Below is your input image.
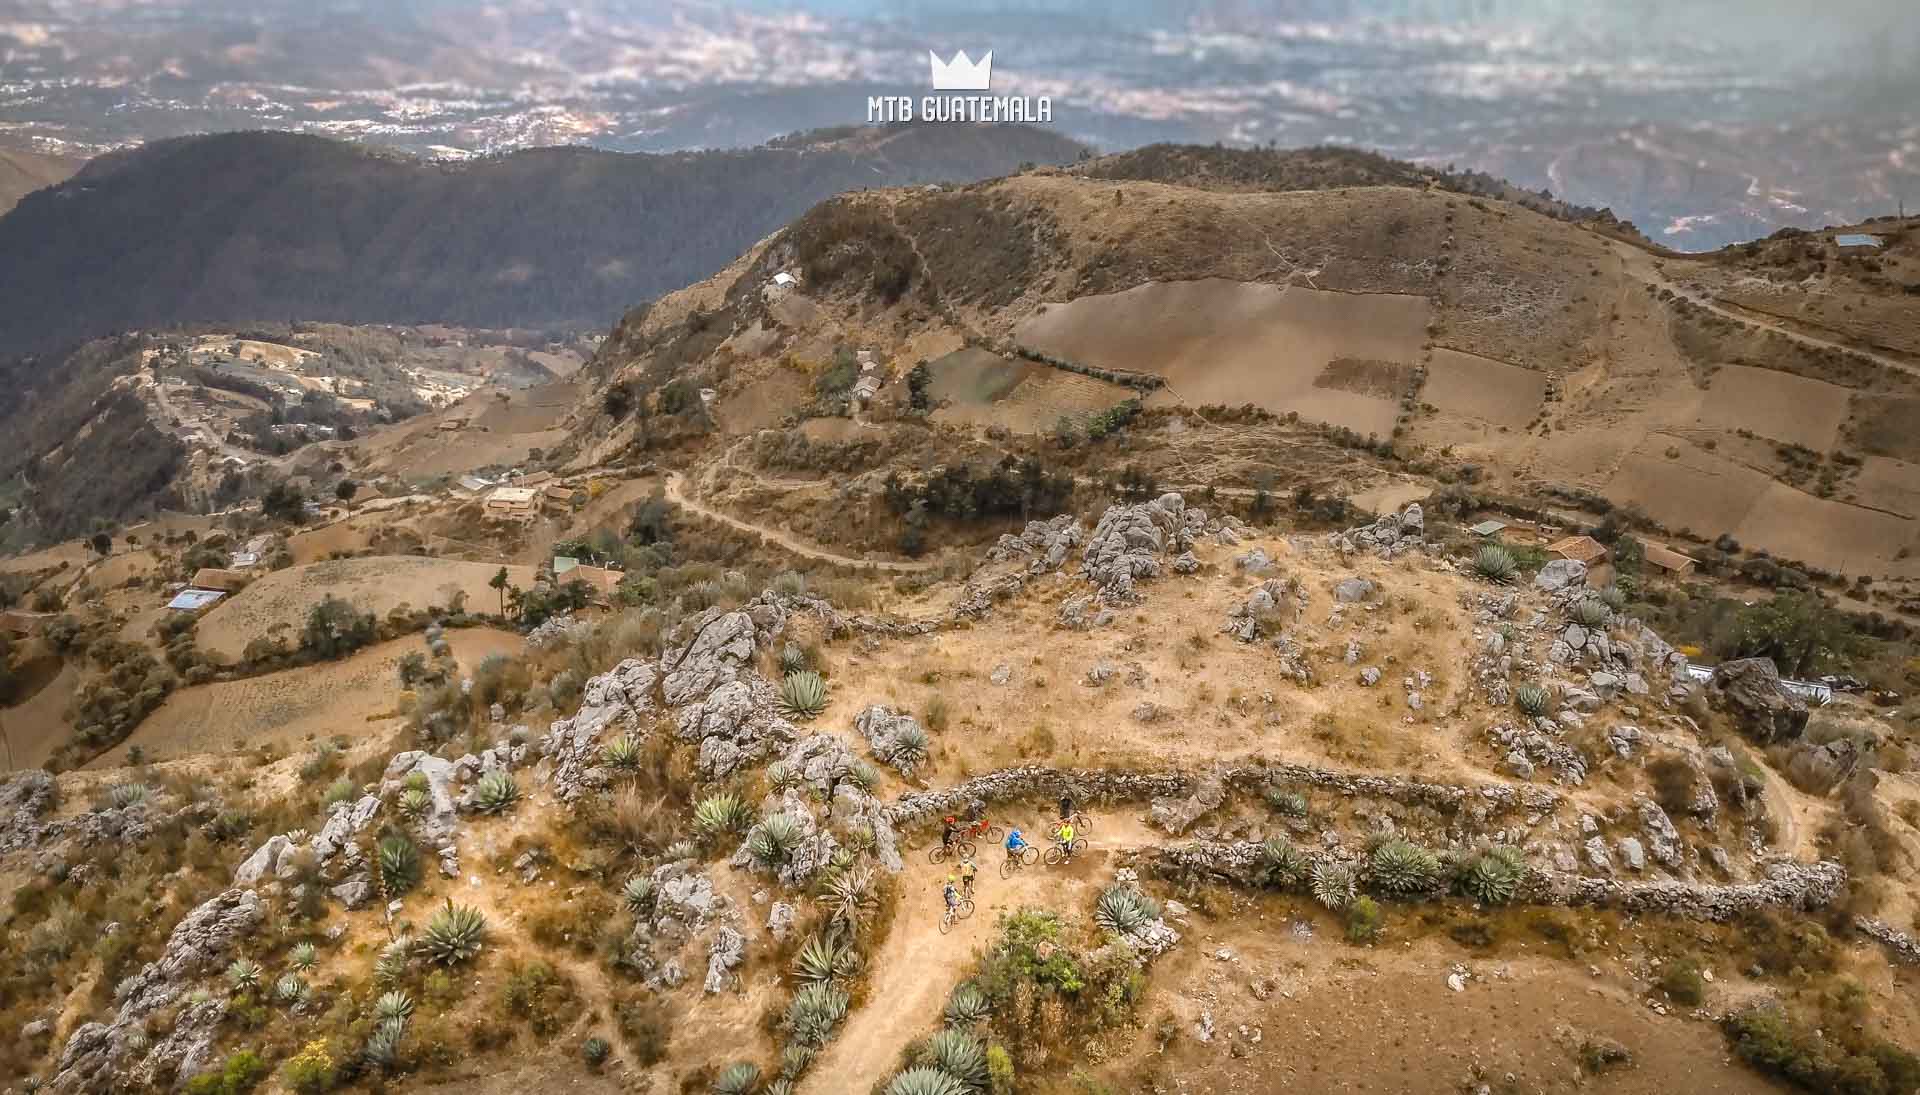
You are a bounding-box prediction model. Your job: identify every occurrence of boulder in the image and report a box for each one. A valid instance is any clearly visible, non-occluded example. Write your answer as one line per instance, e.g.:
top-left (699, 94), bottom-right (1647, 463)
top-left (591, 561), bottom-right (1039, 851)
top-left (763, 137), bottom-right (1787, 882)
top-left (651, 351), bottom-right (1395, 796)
top-left (662, 610), bottom-right (758, 706)
top-left (704, 926), bottom-right (745, 994)
top-left (853, 705), bottom-right (931, 775)
top-left (1708, 658), bottom-right (1808, 744)
top-left (1333, 577), bottom-right (1376, 604)
top-left (1082, 494), bottom-right (1191, 604)
top-left (233, 834), bottom-right (291, 886)
top-left (1534, 560), bottom-right (1588, 592)
top-left (1785, 738), bottom-right (1859, 795)
top-left (311, 795), bottom-right (381, 862)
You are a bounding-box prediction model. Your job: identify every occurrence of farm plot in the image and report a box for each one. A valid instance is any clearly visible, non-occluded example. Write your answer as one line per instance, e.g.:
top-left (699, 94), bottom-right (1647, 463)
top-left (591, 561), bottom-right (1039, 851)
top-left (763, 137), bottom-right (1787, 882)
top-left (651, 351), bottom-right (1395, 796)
top-left (924, 347), bottom-right (1134, 434)
top-left (1422, 348), bottom-right (1547, 428)
top-left (1692, 364), bottom-right (1851, 450)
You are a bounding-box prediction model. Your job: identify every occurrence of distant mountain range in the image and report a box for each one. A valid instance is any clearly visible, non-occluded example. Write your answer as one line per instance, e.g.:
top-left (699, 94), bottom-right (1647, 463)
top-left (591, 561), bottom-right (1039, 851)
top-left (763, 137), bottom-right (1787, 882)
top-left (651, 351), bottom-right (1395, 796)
top-left (0, 125), bottom-right (1085, 355)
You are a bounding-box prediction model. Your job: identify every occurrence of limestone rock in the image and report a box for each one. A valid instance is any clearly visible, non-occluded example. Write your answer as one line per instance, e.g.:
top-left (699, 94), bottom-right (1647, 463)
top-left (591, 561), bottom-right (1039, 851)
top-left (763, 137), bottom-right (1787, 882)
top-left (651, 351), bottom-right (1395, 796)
top-left (1082, 493), bottom-right (1191, 604)
top-left (853, 705), bottom-right (931, 775)
top-left (1534, 560), bottom-right (1588, 592)
top-left (311, 795), bottom-right (381, 862)
top-left (1333, 577), bottom-right (1376, 604)
top-left (1708, 658), bottom-right (1808, 744)
top-left (662, 610), bottom-right (758, 706)
top-left (704, 926), bottom-right (745, 994)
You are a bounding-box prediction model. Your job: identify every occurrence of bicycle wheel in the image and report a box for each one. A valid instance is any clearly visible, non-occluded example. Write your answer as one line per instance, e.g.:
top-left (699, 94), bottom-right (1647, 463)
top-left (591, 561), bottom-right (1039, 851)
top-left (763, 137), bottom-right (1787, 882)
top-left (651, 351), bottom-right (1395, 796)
top-left (959, 839), bottom-right (978, 859)
top-left (983, 823), bottom-right (1004, 841)
top-left (959, 899), bottom-right (976, 921)
top-left (999, 857), bottom-right (1019, 880)
top-left (939, 911), bottom-right (954, 936)
top-left (1069, 837), bottom-right (1087, 855)
top-left (1072, 811), bottom-right (1092, 832)
top-left (928, 845), bottom-right (949, 865)
top-left (1043, 845), bottom-right (1064, 866)
top-left (1020, 846), bottom-right (1039, 865)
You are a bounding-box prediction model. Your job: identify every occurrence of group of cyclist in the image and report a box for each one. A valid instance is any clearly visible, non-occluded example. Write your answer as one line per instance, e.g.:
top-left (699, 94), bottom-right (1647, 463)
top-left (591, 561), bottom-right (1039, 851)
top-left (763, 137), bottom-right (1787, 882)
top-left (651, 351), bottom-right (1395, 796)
top-left (940, 793), bottom-right (1083, 916)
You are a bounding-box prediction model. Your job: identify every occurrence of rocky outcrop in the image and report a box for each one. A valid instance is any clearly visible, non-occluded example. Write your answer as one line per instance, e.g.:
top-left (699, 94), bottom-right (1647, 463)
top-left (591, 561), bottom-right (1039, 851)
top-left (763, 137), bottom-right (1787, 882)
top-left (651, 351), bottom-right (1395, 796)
top-left (1150, 842), bottom-right (1844, 920)
top-left (704, 926), bottom-right (746, 994)
top-left (0, 768), bottom-right (56, 850)
top-left (1533, 559), bottom-right (1587, 592)
top-left (311, 794), bottom-right (380, 862)
top-left (676, 677), bottom-right (796, 778)
top-left (1709, 658), bottom-right (1808, 743)
top-left (1331, 503), bottom-right (1425, 559)
top-left (987, 514), bottom-right (1084, 573)
top-left (1082, 493), bottom-right (1195, 604)
top-left (853, 705), bottom-right (930, 776)
top-left (1223, 577), bottom-right (1304, 642)
top-left (662, 609), bottom-right (759, 706)
top-left (0, 770), bottom-right (161, 854)
top-left (1785, 738), bottom-right (1860, 794)
top-left (381, 751), bottom-right (461, 847)
top-left (47, 889), bottom-right (263, 1093)
top-left (539, 657), bottom-right (658, 801)
top-left (1857, 917), bottom-right (1920, 965)
top-left (1149, 773), bottom-right (1226, 836)
top-left (1489, 721), bottom-right (1588, 785)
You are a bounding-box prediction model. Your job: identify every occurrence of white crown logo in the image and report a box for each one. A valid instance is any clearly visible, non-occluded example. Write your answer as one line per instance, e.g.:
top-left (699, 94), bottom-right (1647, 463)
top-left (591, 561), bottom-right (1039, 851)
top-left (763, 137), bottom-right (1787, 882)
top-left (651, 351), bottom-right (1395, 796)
top-left (928, 49), bottom-right (992, 92)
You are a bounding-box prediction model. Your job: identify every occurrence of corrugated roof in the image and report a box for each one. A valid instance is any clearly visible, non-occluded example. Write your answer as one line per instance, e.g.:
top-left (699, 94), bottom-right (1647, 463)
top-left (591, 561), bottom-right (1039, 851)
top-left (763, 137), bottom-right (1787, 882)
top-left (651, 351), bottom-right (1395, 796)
top-left (1546, 535), bottom-right (1609, 563)
top-left (1470, 519), bottom-right (1508, 536)
top-left (1637, 538), bottom-right (1697, 572)
top-left (1835, 233), bottom-right (1883, 248)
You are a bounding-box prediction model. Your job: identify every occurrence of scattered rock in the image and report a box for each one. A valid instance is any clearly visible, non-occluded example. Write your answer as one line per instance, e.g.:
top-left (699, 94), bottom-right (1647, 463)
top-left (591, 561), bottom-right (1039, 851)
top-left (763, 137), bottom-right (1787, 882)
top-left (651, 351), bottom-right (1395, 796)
top-left (1534, 560), bottom-right (1588, 592)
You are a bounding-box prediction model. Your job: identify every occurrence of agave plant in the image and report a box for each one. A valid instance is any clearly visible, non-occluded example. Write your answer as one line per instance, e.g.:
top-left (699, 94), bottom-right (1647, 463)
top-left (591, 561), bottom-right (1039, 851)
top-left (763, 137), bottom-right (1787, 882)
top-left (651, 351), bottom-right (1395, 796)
top-left (1368, 840), bottom-right (1441, 895)
top-left (1514, 683), bottom-right (1552, 717)
top-left (791, 934), bottom-right (855, 986)
top-left (767, 762), bottom-right (800, 792)
top-left (1458, 846), bottom-right (1527, 906)
top-left (778, 671), bottom-right (829, 721)
top-left (469, 771), bottom-right (520, 815)
top-left (785, 983), bottom-right (851, 1049)
top-left (694, 793), bottom-right (751, 838)
top-left (684, 580), bottom-right (724, 611)
top-left (1572, 598), bottom-right (1611, 628)
top-left (919, 1030), bottom-right (987, 1090)
top-left (1094, 885), bottom-right (1161, 935)
top-left (373, 990), bottom-right (414, 1023)
top-left (362, 1016), bottom-right (407, 1070)
top-left (779, 642), bottom-right (808, 673)
top-left (603, 734), bottom-right (643, 771)
top-left (821, 866), bottom-right (877, 935)
top-left (747, 814), bottom-right (802, 868)
top-left (374, 940), bottom-right (412, 986)
top-left (888, 724), bottom-right (931, 769)
top-left (766, 1082), bottom-right (796, 1095)
top-left (273, 973), bottom-right (311, 1006)
top-left (421, 901), bottom-right (488, 965)
top-left (663, 839), bottom-right (699, 862)
top-left (779, 1044), bottom-right (815, 1080)
top-left (885, 1067), bottom-right (968, 1095)
top-left (226, 957), bottom-right (262, 991)
top-left (106, 782), bottom-right (150, 810)
top-left (377, 835), bottom-right (420, 895)
top-left (944, 983), bottom-right (990, 1027)
top-left (288, 942), bottom-right (318, 971)
top-left (1473, 544), bottom-right (1518, 583)
top-left (772, 571), bottom-right (808, 597)
top-left (398, 787), bottom-right (431, 817)
top-left (582, 1035), bottom-right (612, 1068)
top-left (622, 876), bottom-right (655, 915)
top-left (1256, 838), bottom-right (1308, 890)
top-left (1599, 585), bottom-right (1627, 611)
top-left (1309, 859), bottom-right (1359, 911)
top-left (713, 1061), bottom-right (762, 1095)
top-left (1264, 786), bottom-right (1309, 818)
top-left (841, 761), bottom-right (879, 794)
top-left (403, 770), bottom-right (430, 794)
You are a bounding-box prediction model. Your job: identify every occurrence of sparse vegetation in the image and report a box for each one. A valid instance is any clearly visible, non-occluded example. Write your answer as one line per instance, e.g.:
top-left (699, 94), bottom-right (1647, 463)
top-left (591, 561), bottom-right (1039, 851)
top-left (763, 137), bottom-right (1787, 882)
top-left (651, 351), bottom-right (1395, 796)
top-left (779, 670), bottom-right (829, 720)
top-left (1473, 544), bottom-right (1518, 583)
top-left (421, 901), bottom-right (489, 965)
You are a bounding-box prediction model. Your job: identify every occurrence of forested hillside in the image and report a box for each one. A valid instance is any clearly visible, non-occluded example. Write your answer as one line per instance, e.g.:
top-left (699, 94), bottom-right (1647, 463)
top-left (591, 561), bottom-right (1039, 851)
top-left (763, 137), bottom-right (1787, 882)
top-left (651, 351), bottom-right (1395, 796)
top-left (0, 125), bottom-right (1084, 354)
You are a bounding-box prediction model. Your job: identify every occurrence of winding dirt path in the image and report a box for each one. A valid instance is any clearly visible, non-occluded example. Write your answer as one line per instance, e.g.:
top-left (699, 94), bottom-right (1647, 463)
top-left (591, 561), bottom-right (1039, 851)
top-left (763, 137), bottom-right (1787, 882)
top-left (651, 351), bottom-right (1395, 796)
top-left (802, 815), bottom-right (1163, 1094)
top-left (662, 471), bottom-right (934, 573)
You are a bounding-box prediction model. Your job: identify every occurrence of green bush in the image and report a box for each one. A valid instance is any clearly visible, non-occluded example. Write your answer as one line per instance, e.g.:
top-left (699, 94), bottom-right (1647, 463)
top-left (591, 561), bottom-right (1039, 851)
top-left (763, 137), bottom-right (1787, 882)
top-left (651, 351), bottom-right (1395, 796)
top-left (279, 1039), bottom-right (337, 1094)
top-left (1659, 957), bottom-right (1706, 1006)
top-left (792, 934), bottom-right (855, 986)
top-left (622, 876), bottom-right (655, 914)
top-left (582, 1035), bottom-right (611, 1069)
top-left (785, 981), bottom-right (851, 1048)
top-left (603, 734), bottom-right (642, 770)
top-left (986, 1043), bottom-right (1015, 1095)
top-left (1514, 683), bottom-right (1552, 717)
top-left (184, 1049), bottom-right (267, 1095)
top-left (1473, 544), bottom-right (1518, 582)
top-left (397, 787), bottom-right (430, 817)
top-left (747, 814), bottom-right (802, 867)
top-left (945, 982), bottom-right (990, 1027)
top-left (321, 778), bottom-right (357, 811)
top-left (1723, 1003), bottom-right (1920, 1095)
top-left (1264, 786), bottom-right (1309, 817)
top-left (1573, 598), bottom-right (1611, 628)
top-left (1345, 896), bottom-right (1384, 944)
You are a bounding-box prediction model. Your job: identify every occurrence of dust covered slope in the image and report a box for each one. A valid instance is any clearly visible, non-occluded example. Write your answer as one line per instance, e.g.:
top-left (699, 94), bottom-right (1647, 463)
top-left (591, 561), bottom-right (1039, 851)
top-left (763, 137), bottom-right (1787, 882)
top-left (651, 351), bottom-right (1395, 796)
top-left (0, 147), bottom-right (81, 214)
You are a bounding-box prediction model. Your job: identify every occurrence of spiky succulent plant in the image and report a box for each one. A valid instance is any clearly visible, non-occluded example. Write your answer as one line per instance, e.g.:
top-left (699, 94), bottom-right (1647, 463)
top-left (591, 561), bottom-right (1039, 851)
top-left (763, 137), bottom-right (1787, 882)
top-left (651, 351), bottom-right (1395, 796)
top-left (1573, 597), bottom-right (1611, 628)
top-left (288, 942), bottom-right (318, 971)
top-left (884, 1067), bottom-right (968, 1095)
top-left (778, 671), bottom-right (828, 720)
top-left (621, 876), bottom-right (655, 915)
top-left (1368, 840), bottom-right (1441, 895)
top-left (582, 1035), bottom-right (612, 1068)
top-left (713, 1061), bottom-right (762, 1094)
top-left (374, 940), bottom-right (412, 985)
top-left (274, 973), bottom-right (311, 1006)
top-left (694, 793), bottom-right (751, 838)
top-left (888, 723), bottom-right (931, 769)
top-left (842, 760), bottom-right (879, 793)
top-left (779, 1043), bottom-right (815, 1080)
top-left (821, 866), bottom-right (877, 935)
top-left (919, 1029), bottom-right (988, 1089)
top-left (779, 642), bottom-right (808, 673)
top-left (603, 734), bottom-right (642, 770)
top-left (420, 901), bottom-right (488, 965)
top-left (398, 787), bottom-right (431, 817)
top-left (747, 814), bottom-right (802, 867)
top-left (1309, 859), bottom-right (1359, 911)
top-left (1514, 683), bottom-right (1552, 717)
top-left (403, 770), bottom-right (430, 793)
top-left (373, 990), bottom-right (414, 1023)
top-left (944, 983), bottom-right (990, 1027)
top-left (1599, 585), bottom-right (1627, 611)
top-left (469, 770), bottom-right (520, 814)
top-left (1473, 544), bottom-right (1518, 583)
top-left (1458, 845), bottom-right (1527, 906)
top-left (1093, 885), bottom-right (1161, 935)
top-left (1264, 786), bottom-right (1309, 817)
top-left (791, 934), bottom-right (855, 986)
top-left (362, 1016), bottom-right (407, 1070)
top-left (1257, 837), bottom-right (1309, 890)
top-left (785, 982), bottom-right (851, 1048)
top-left (226, 957), bottom-right (262, 991)
top-left (377, 835), bottom-right (420, 895)
top-left (107, 782), bottom-right (150, 810)
top-left (767, 761), bottom-right (799, 791)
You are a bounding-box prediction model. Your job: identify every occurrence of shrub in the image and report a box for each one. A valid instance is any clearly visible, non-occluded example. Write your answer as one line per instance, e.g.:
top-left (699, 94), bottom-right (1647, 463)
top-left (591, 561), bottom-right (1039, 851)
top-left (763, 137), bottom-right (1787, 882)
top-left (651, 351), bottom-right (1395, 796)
top-left (779, 671), bottom-right (829, 720)
top-left (786, 981), bottom-right (851, 1047)
top-left (582, 1035), bottom-right (612, 1069)
top-left (1093, 885), bottom-right (1160, 935)
top-left (1659, 957), bottom-right (1706, 1006)
top-left (469, 771), bottom-right (520, 814)
top-left (945, 982), bottom-right (990, 1027)
top-left (714, 1061), bottom-right (763, 1094)
top-left (373, 990), bottom-right (414, 1023)
top-left (1309, 859), bottom-right (1358, 910)
top-left (694, 792), bottom-right (751, 839)
top-left (1257, 837), bottom-right (1308, 889)
top-left (1514, 683), bottom-right (1552, 717)
top-left (1474, 544), bottom-right (1518, 582)
top-left (1264, 786), bottom-right (1309, 817)
top-left (1721, 1003), bottom-right (1920, 1095)
top-left (1457, 846), bottom-right (1526, 905)
top-left (288, 942), bottom-right (318, 971)
top-left (986, 1044), bottom-right (1015, 1094)
top-left (748, 814), bottom-right (802, 867)
top-left (919, 1029), bottom-right (988, 1089)
top-left (885, 1067), bottom-right (968, 1095)
top-left (1368, 840), bottom-right (1441, 895)
top-left (604, 734), bottom-right (642, 770)
top-left (1599, 585), bottom-right (1628, 611)
top-left (322, 778), bottom-right (357, 810)
top-left (398, 787), bottom-right (431, 817)
top-left (1345, 896), bottom-right (1385, 943)
top-left (622, 876), bottom-right (655, 915)
top-left (377, 835), bottom-right (420, 895)
top-left (421, 901), bottom-right (489, 965)
top-left (184, 1048), bottom-right (268, 1095)
top-left (279, 1041), bottom-right (336, 1095)
top-left (106, 782), bottom-right (150, 810)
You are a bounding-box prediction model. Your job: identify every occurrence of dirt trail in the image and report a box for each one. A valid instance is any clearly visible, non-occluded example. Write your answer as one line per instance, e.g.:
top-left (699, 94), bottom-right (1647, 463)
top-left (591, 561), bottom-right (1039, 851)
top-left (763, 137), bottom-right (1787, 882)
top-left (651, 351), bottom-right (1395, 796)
top-left (803, 814), bottom-right (1163, 1094)
top-left (1611, 241), bottom-right (1920, 381)
top-left (663, 471), bottom-right (934, 573)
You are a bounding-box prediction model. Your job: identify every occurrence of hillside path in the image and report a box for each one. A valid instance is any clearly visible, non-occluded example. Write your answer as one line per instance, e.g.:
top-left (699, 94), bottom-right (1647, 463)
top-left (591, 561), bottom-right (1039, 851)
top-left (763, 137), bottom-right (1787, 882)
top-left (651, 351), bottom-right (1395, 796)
top-left (662, 471), bottom-right (934, 573)
top-left (1610, 241), bottom-right (1920, 381)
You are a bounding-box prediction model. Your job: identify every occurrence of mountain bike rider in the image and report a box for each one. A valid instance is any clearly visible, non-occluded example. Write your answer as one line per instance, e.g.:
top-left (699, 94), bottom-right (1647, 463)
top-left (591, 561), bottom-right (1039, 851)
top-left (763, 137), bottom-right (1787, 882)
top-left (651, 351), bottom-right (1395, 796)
top-left (1059, 793), bottom-right (1074, 823)
top-left (941, 815), bottom-right (960, 852)
top-left (959, 858), bottom-right (978, 898)
top-left (1054, 821), bottom-right (1076, 859)
top-left (942, 877), bottom-right (961, 913)
top-left (1004, 828), bottom-right (1028, 862)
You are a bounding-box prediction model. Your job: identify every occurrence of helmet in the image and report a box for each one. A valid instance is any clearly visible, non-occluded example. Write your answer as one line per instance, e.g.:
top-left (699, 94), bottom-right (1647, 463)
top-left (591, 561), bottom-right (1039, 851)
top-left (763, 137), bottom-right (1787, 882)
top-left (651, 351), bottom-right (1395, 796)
top-left (947, 875), bottom-right (957, 883)
top-left (962, 859), bottom-right (974, 868)
top-left (944, 815), bottom-right (956, 823)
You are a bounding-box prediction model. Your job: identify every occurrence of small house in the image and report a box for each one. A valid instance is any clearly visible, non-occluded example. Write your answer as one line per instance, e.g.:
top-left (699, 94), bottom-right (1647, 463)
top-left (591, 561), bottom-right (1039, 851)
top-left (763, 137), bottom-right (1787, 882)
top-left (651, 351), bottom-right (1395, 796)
top-left (190, 567), bottom-right (250, 593)
top-left (772, 272), bottom-right (796, 288)
top-left (483, 486), bottom-right (538, 521)
top-left (542, 484), bottom-right (577, 508)
top-left (1546, 535), bottom-right (1609, 566)
top-left (166, 589), bottom-right (226, 612)
top-left (1469, 519), bottom-right (1509, 537)
top-left (514, 470), bottom-right (555, 488)
top-left (1637, 538), bottom-right (1698, 576)
top-left (455, 475), bottom-right (492, 496)
top-left (1835, 233), bottom-right (1883, 254)
top-left (228, 551), bottom-right (261, 570)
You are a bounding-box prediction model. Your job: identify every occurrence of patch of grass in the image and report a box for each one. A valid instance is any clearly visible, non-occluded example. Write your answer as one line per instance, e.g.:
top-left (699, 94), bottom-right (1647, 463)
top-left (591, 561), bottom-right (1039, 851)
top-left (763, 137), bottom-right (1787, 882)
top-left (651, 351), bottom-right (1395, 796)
top-left (1658, 956), bottom-right (1705, 1006)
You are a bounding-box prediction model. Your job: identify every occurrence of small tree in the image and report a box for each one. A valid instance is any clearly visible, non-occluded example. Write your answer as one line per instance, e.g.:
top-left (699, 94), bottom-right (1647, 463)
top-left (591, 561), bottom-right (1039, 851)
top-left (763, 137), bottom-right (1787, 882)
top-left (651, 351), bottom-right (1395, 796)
top-left (907, 361), bottom-right (933, 412)
top-left (489, 566), bottom-right (509, 617)
top-left (90, 532), bottom-right (112, 555)
top-left (335, 479), bottom-right (358, 501)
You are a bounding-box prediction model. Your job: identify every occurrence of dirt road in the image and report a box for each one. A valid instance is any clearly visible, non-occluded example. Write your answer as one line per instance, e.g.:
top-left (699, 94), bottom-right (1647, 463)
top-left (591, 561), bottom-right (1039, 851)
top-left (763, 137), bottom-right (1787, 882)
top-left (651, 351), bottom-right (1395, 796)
top-left (662, 472), bottom-right (934, 573)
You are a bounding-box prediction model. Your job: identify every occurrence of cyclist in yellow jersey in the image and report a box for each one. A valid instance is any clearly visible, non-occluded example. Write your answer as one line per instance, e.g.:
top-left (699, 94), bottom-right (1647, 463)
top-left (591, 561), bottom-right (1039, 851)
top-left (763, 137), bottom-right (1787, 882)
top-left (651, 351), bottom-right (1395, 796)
top-left (1055, 821), bottom-right (1075, 857)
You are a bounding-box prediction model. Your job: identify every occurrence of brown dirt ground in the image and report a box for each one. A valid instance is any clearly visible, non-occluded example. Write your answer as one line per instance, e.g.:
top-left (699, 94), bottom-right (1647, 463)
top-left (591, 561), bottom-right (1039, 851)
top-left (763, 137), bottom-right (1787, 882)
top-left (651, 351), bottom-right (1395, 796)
top-left (3, 662), bottom-right (78, 771)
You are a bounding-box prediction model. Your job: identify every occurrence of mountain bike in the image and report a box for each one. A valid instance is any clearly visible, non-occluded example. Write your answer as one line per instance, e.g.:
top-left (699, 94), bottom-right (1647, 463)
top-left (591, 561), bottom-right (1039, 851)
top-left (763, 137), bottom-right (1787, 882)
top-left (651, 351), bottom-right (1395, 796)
top-left (929, 839), bottom-right (976, 865)
top-left (999, 844), bottom-right (1039, 879)
top-left (1057, 811), bottom-right (1091, 833)
top-left (939, 897), bottom-right (976, 935)
top-left (963, 817), bottom-right (1003, 843)
top-left (1043, 837), bottom-right (1088, 866)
